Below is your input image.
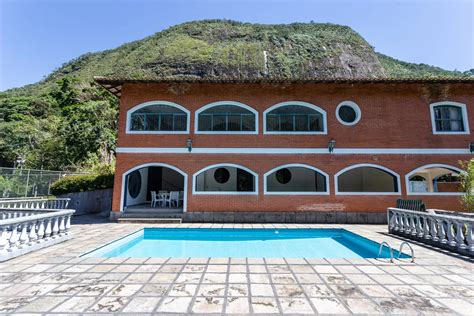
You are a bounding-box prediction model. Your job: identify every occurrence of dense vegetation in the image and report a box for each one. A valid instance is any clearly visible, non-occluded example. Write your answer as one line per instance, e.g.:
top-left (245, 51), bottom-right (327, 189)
top-left (50, 169), bottom-right (115, 195)
top-left (0, 77), bottom-right (118, 170)
top-left (1, 20), bottom-right (471, 171)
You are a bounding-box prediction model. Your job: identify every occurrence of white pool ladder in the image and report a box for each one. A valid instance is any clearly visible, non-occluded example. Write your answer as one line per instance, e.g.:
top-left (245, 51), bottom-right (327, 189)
top-left (377, 241), bottom-right (415, 263)
top-left (377, 241), bottom-right (394, 262)
top-left (398, 241), bottom-right (415, 262)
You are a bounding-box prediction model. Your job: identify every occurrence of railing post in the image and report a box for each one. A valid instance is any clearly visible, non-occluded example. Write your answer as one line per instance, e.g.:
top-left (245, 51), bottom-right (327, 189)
top-left (37, 219), bottom-right (45, 242)
top-left (455, 222), bottom-right (466, 249)
top-left (466, 224), bottom-right (474, 253)
top-left (438, 220), bottom-right (447, 244)
top-left (28, 220), bottom-right (38, 245)
top-left (8, 223), bottom-right (20, 251)
top-left (18, 223), bottom-right (29, 248)
top-left (0, 227), bottom-right (8, 254)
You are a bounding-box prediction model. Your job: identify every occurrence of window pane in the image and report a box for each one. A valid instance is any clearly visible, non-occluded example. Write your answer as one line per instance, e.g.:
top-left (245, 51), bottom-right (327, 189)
top-left (309, 114), bottom-right (323, 131)
top-left (267, 115), bottom-right (279, 131)
top-left (267, 167), bottom-right (326, 192)
top-left (242, 115), bottom-right (255, 131)
top-left (130, 104), bottom-right (187, 131)
top-left (131, 114), bottom-right (145, 130)
top-left (146, 114), bottom-right (159, 131)
top-left (195, 166), bottom-right (255, 192)
top-left (227, 115), bottom-right (241, 131)
top-left (294, 115), bottom-right (309, 131)
top-left (280, 115), bottom-right (293, 131)
top-left (266, 105), bottom-right (325, 132)
top-left (434, 105), bottom-right (464, 132)
top-left (212, 115), bottom-right (227, 131)
top-left (198, 115), bottom-right (212, 131)
top-left (338, 167), bottom-right (397, 192)
top-left (160, 114), bottom-right (173, 131)
top-left (174, 115), bottom-right (187, 131)
top-left (197, 104), bottom-right (256, 132)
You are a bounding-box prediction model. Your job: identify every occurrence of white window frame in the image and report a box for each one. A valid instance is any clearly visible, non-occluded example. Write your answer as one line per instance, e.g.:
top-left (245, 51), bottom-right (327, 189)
top-left (405, 163), bottom-right (464, 196)
top-left (334, 163), bottom-right (401, 195)
top-left (192, 163), bottom-right (258, 195)
top-left (263, 163), bottom-right (330, 195)
top-left (430, 101), bottom-right (470, 135)
top-left (126, 101), bottom-right (190, 134)
top-left (120, 162), bottom-right (188, 212)
top-left (263, 101), bottom-right (328, 135)
top-left (194, 101), bottom-right (258, 135)
top-left (335, 101), bottom-right (361, 126)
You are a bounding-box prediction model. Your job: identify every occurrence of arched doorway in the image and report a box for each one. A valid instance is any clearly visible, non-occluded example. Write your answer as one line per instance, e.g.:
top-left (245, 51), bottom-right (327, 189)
top-left (121, 163), bottom-right (187, 212)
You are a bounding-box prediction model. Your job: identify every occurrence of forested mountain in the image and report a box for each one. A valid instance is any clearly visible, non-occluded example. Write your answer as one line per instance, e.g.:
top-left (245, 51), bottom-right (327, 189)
top-left (1, 20), bottom-right (471, 170)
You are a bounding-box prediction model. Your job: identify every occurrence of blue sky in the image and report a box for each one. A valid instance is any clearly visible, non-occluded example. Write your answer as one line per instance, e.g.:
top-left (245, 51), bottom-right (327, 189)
top-left (1, 0), bottom-right (472, 91)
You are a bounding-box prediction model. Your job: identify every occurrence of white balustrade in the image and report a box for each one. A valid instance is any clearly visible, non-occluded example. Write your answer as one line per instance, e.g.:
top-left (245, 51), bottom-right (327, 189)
top-left (0, 198), bottom-right (70, 211)
top-left (0, 207), bottom-right (75, 262)
top-left (388, 207), bottom-right (474, 257)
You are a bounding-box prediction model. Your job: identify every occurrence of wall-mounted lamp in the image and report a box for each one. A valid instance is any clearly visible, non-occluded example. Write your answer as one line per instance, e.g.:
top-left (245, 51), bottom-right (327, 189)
top-left (186, 138), bottom-right (193, 153)
top-left (470, 141), bottom-right (474, 154)
top-left (328, 139), bottom-right (336, 153)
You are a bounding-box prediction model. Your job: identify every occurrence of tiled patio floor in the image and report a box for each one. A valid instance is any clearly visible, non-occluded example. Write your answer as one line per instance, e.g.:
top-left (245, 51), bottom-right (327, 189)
top-left (0, 217), bottom-right (473, 315)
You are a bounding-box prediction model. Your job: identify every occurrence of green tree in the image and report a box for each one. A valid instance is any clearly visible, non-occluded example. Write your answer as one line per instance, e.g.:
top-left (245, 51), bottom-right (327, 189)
top-left (459, 159), bottom-right (474, 212)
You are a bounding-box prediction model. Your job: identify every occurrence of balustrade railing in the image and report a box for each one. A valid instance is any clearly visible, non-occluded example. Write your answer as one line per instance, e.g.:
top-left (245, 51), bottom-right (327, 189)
top-left (0, 198), bottom-right (70, 210)
top-left (0, 198), bottom-right (75, 262)
top-left (388, 207), bottom-right (474, 257)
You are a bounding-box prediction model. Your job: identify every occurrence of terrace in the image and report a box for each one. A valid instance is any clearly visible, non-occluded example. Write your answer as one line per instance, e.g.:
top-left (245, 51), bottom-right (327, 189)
top-left (0, 216), bottom-right (472, 314)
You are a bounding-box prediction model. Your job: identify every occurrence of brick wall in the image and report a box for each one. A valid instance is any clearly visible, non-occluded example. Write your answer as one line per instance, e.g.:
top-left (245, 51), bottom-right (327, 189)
top-left (111, 82), bottom-right (473, 214)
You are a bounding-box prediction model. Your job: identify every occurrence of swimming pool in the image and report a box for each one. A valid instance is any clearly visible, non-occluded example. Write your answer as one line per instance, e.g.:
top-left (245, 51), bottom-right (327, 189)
top-left (85, 228), bottom-right (408, 259)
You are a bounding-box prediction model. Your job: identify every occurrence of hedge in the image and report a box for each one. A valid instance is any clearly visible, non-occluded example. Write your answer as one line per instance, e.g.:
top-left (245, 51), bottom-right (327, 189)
top-left (50, 172), bottom-right (114, 195)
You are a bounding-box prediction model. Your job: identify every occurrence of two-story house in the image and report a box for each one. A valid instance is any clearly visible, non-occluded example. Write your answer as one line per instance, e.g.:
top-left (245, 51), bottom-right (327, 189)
top-left (95, 77), bottom-right (473, 223)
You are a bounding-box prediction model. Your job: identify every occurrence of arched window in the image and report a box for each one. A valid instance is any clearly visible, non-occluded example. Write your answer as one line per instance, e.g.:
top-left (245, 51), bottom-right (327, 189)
top-left (193, 164), bottom-right (257, 194)
top-left (406, 164), bottom-right (463, 195)
top-left (336, 164), bottom-right (400, 195)
top-left (127, 101), bottom-right (189, 133)
top-left (196, 101), bottom-right (257, 133)
top-left (265, 164), bottom-right (329, 195)
top-left (264, 101), bottom-right (327, 134)
top-left (430, 102), bottom-right (469, 134)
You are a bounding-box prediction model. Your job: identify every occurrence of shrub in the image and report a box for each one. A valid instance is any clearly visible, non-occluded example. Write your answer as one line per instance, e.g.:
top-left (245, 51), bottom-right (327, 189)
top-left (50, 171), bottom-right (114, 195)
top-left (459, 159), bottom-right (474, 212)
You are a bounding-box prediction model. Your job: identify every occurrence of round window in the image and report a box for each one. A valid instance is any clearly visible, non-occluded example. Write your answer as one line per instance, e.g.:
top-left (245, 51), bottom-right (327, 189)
top-left (128, 170), bottom-right (141, 198)
top-left (336, 101), bottom-right (361, 125)
top-left (275, 168), bottom-right (292, 184)
top-left (214, 168), bottom-right (230, 184)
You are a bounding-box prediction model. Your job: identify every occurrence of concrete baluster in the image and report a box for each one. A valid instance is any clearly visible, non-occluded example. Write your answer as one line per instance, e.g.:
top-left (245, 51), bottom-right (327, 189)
top-left (28, 220), bottom-right (38, 245)
top-left (456, 222), bottom-right (467, 249)
top-left (18, 223), bottom-right (29, 249)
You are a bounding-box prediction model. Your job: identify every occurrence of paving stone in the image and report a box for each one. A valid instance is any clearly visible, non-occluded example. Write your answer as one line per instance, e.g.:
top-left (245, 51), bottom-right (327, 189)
top-left (0, 221), bottom-right (469, 315)
top-left (251, 296), bottom-right (279, 313)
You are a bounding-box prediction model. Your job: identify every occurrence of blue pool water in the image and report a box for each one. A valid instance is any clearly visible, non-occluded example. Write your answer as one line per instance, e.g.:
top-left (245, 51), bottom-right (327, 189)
top-left (85, 228), bottom-right (409, 259)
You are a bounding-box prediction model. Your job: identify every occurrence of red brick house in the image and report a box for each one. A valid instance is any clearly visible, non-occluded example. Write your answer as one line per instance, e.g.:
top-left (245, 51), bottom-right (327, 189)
top-left (95, 77), bottom-right (474, 223)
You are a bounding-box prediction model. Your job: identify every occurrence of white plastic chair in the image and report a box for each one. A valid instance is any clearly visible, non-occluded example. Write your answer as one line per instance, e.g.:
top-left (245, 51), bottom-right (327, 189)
top-left (150, 191), bottom-right (157, 207)
top-left (166, 191), bottom-right (180, 207)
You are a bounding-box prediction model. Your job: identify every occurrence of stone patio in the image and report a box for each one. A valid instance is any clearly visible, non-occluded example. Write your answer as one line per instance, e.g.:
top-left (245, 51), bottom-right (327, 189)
top-left (0, 216), bottom-right (473, 315)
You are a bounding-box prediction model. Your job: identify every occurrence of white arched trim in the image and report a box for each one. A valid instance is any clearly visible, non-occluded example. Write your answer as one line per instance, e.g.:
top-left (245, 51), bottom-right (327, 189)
top-left (405, 163), bottom-right (464, 196)
top-left (126, 100), bottom-right (190, 134)
top-left (194, 101), bottom-right (258, 134)
top-left (334, 163), bottom-right (401, 195)
top-left (263, 163), bottom-right (330, 195)
top-left (429, 101), bottom-right (470, 135)
top-left (336, 101), bottom-right (361, 126)
top-left (192, 163), bottom-right (258, 195)
top-left (263, 101), bottom-right (328, 135)
top-left (120, 163), bottom-right (188, 212)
